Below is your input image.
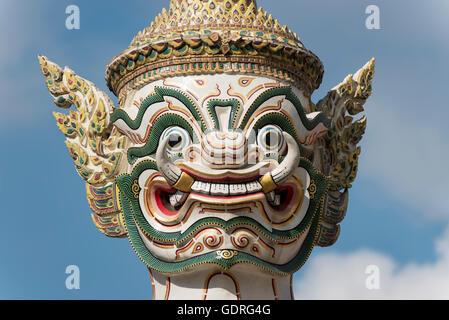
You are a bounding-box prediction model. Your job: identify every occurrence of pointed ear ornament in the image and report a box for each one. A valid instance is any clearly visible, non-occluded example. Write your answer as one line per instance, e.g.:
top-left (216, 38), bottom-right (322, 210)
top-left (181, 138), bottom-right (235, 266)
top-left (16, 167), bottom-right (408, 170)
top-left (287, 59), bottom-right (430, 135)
top-left (314, 58), bottom-right (375, 247)
top-left (38, 55), bottom-right (127, 237)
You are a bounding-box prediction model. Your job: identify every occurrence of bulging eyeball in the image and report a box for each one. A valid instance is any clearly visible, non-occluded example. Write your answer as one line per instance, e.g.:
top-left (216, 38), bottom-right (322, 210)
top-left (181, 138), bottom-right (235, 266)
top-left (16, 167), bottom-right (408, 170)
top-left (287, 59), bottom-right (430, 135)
top-left (160, 126), bottom-right (191, 155)
top-left (257, 125), bottom-right (285, 154)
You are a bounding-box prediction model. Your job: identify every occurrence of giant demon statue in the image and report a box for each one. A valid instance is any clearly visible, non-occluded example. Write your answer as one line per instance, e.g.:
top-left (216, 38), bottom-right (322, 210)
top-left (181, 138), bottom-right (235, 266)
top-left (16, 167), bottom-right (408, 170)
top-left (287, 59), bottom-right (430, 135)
top-left (39, 0), bottom-right (374, 300)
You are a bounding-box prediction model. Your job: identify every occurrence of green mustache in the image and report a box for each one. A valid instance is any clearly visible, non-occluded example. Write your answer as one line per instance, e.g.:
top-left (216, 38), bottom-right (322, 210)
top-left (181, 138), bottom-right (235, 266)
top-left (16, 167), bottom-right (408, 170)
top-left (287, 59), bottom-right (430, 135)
top-left (120, 189), bottom-right (321, 275)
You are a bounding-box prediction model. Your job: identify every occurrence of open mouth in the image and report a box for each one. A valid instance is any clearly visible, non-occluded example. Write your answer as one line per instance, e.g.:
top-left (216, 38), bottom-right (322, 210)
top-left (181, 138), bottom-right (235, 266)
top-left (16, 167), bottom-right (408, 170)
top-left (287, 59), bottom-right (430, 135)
top-left (156, 177), bottom-right (295, 214)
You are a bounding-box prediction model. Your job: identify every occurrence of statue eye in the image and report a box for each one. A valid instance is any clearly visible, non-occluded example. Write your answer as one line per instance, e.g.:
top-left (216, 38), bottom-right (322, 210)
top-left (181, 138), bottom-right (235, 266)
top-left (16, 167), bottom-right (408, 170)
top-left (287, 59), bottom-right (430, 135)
top-left (161, 127), bottom-right (191, 154)
top-left (257, 125), bottom-right (284, 153)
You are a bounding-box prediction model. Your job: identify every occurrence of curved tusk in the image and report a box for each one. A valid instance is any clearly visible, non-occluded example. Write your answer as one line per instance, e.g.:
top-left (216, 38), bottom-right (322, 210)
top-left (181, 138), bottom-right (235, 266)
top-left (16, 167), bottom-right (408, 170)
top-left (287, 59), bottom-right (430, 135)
top-left (259, 132), bottom-right (300, 193)
top-left (156, 136), bottom-right (195, 192)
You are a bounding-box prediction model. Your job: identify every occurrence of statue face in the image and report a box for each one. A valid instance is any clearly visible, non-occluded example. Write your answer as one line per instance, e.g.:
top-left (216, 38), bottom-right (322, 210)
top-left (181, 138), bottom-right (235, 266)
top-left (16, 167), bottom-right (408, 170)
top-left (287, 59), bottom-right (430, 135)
top-left (112, 74), bottom-right (330, 276)
top-left (39, 0), bottom-right (374, 299)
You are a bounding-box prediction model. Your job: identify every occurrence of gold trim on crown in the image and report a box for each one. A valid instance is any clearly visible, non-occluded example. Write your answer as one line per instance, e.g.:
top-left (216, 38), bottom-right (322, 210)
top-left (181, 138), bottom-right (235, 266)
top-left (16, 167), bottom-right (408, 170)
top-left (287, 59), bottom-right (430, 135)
top-left (105, 0), bottom-right (324, 103)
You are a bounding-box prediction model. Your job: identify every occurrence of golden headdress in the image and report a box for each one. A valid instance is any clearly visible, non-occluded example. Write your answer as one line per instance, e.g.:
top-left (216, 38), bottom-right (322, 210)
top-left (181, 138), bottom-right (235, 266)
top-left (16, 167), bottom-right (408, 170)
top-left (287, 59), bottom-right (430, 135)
top-left (105, 0), bottom-right (324, 103)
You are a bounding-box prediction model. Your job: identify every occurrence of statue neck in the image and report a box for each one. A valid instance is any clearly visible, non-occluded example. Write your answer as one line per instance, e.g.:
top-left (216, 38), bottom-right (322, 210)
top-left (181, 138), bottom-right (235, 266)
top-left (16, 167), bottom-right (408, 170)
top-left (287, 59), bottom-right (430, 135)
top-left (149, 265), bottom-right (294, 300)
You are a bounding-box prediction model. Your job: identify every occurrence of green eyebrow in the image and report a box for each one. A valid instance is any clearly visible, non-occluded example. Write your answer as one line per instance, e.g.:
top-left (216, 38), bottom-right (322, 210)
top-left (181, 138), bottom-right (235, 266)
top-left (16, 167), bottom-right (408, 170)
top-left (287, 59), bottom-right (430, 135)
top-left (111, 86), bottom-right (207, 132)
top-left (239, 86), bottom-right (330, 131)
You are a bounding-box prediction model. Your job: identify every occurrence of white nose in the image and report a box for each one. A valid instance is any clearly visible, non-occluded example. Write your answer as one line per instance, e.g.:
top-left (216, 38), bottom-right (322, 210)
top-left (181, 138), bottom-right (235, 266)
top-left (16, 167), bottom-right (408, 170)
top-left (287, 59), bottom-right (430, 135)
top-left (201, 130), bottom-right (248, 169)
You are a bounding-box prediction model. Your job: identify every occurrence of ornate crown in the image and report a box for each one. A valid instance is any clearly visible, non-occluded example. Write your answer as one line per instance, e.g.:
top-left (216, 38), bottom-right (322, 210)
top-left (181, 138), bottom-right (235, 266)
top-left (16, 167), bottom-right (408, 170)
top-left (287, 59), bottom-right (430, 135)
top-left (105, 0), bottom-right (324, 104)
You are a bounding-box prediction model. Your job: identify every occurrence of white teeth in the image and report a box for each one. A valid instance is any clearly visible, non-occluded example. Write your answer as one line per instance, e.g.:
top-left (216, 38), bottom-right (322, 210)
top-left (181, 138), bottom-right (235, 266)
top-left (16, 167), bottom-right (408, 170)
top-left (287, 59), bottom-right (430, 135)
top-left (210, 183), bottom-right (229, 196)
top-left (191, 181), bottom-right (201, 193)
top-left (191, 181), bottom-right (211, 194)
top-left (229, 183), bottom-right (247, 196)
top-left (266, 191), bottom-right (276, 203)
top-left (169, 191), bottom-right (187, 208)
top-left (266, 191), bottom-right (281, 207)
top-left (246, 181), bottom-right (263, 193)
top-left (190, 180), bottom-right (261, 196)
top-left (177, 178), bottom-right (283, 207)
top-left (171, 178), bottom-right (282, 207)
top-left (274, 194), bottom-right (281, 207)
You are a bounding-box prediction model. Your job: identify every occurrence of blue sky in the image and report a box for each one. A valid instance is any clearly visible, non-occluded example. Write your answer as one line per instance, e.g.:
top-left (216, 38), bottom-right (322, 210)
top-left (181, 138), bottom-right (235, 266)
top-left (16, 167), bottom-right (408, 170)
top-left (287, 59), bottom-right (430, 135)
top-left (0, 0), bottom-right (448, 299)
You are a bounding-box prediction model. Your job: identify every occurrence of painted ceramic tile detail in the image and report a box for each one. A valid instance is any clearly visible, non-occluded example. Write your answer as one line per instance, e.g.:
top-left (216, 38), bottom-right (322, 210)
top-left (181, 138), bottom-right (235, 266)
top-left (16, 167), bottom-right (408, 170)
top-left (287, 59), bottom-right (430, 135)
top-left (38, 0), bottom-right (374, 300)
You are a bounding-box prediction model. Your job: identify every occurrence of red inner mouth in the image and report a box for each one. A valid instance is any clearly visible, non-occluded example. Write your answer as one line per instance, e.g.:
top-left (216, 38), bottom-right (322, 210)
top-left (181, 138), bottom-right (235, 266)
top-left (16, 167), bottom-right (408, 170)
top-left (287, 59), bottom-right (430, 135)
top-left (154, 186), bottom-right (179, 217)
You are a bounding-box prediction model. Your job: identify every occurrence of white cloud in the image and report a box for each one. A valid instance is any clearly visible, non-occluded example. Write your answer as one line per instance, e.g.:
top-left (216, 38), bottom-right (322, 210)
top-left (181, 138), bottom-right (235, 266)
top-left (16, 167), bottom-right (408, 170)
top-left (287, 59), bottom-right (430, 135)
top-left (294, 225), bottom-right (449, 299)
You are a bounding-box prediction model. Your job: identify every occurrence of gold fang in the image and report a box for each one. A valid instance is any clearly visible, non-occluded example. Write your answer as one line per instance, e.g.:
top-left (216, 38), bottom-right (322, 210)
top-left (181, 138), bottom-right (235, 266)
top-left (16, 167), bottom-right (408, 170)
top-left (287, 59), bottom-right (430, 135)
top-left (173, 172), bottom-right (195, 193)
top-left (259, 173), bottom-right (278, 193)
